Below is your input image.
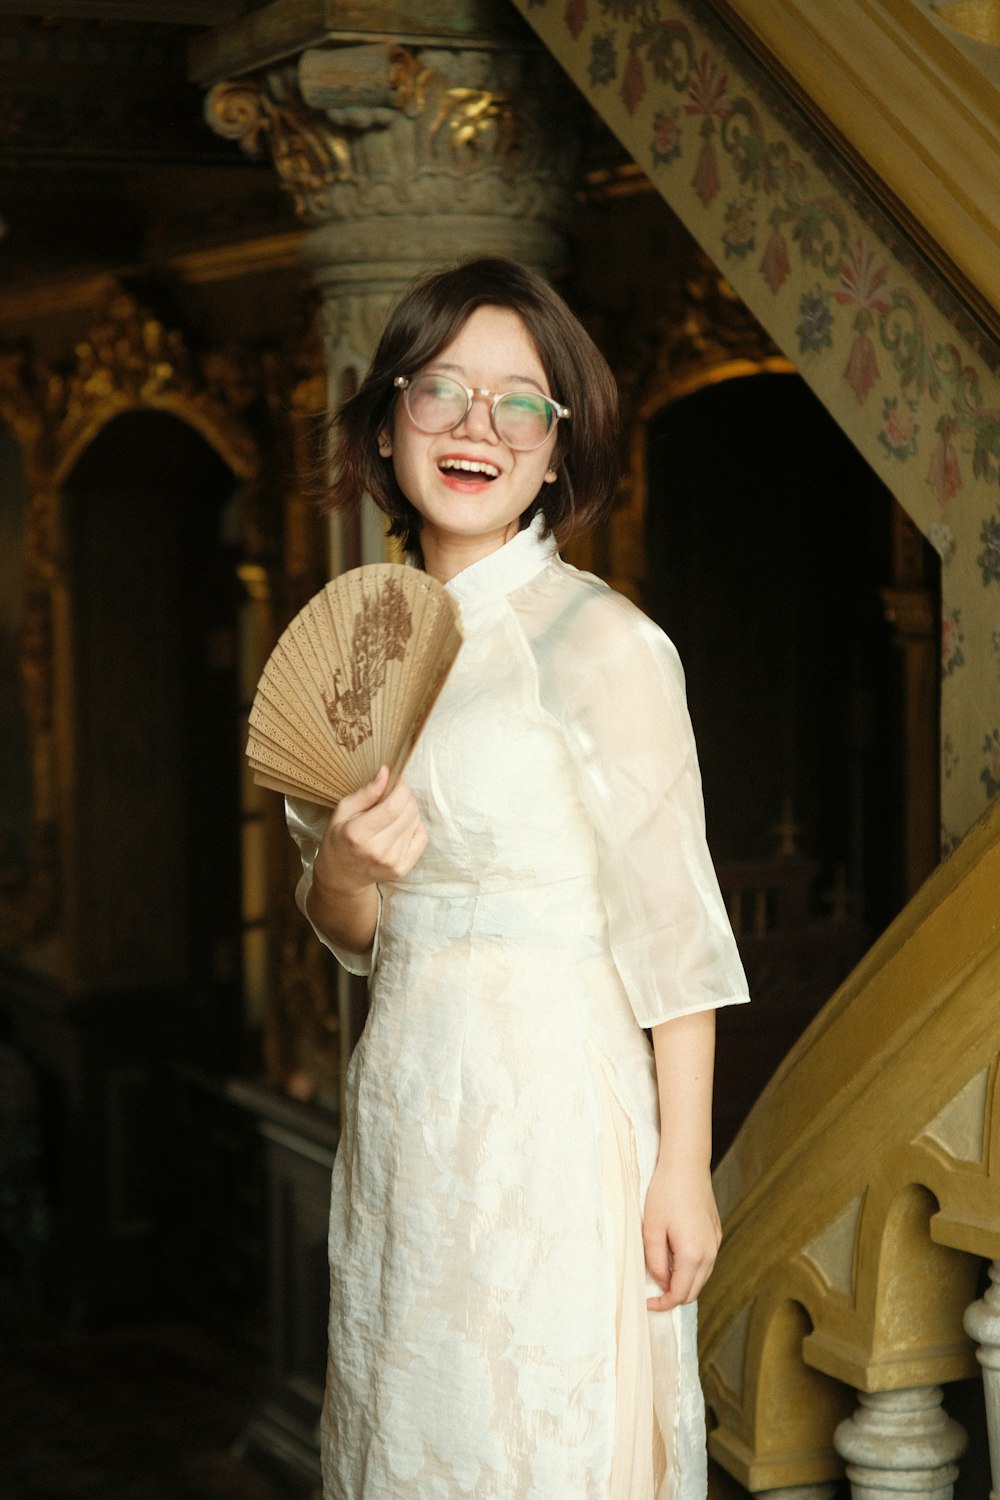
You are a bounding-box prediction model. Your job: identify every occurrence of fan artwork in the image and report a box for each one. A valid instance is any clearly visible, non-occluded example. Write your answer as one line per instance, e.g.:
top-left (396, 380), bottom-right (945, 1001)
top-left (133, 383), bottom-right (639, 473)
top-left (247, 564), bottom-right (463, 808)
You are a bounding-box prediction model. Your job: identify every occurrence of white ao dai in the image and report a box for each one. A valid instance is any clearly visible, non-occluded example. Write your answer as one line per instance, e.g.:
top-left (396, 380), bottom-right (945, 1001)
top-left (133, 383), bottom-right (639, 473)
top-left (287, 519), bottom-right (750, 1500)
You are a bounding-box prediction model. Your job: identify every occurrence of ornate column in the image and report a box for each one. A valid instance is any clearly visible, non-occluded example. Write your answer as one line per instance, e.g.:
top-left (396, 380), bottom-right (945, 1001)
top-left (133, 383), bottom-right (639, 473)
top-left (833, 1387), bottom-right (967, 1500)
top-left (204, 36), bottom-right (583, 1107)
top-left (964, 1261), bottom-right (1000, 1500)
top-left (205, 41), bottom-right (583, 572)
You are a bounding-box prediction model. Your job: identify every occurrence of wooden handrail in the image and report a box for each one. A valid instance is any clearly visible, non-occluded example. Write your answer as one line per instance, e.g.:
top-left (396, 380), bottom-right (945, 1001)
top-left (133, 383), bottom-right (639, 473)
top-left (702, 796), bottom-right (1000, 1491)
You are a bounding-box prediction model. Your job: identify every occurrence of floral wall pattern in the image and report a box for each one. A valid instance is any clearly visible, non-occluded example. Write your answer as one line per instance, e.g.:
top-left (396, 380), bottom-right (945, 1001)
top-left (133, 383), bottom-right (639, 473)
top-left (515, 0), bottom-right (1000, 851)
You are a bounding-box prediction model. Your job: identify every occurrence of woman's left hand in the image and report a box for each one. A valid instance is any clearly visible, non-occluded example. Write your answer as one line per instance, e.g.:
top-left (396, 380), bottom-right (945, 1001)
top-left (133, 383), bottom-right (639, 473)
top-left (642, 1159), bottom-right (722, 1311)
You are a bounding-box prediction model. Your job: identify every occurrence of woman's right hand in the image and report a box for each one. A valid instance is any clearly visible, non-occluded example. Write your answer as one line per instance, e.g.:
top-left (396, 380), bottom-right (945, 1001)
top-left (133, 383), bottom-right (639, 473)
top-left (305, 766), bottom-right (427, 955)
top-left (314, 765), bottom-right (428, 900)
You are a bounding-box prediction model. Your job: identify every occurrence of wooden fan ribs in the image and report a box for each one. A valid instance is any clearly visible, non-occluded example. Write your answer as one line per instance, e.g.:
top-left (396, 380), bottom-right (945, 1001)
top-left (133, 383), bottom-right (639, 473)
top-left (246, 565), bottom-right (463, 809)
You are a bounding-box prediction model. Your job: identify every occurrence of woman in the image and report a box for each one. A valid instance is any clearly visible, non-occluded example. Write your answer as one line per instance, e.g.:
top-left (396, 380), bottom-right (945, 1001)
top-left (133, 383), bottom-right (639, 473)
top-left (287, 257), bottom-right (750, 1500)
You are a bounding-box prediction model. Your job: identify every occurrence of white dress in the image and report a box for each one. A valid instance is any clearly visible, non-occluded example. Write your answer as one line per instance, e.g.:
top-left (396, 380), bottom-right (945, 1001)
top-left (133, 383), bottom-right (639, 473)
top-left (287, 518), bottom-right (750, 1500)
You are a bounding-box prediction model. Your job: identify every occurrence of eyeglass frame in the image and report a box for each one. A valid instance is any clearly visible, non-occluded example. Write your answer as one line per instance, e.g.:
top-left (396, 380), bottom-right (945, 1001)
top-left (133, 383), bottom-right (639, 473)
top-left (393, 374), bottom-right (571, 451)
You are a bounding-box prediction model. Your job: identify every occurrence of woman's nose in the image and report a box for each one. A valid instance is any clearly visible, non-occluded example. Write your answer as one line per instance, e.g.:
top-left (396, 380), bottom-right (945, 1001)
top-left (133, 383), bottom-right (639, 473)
top-left (455, 391), bottom-right (496, 441)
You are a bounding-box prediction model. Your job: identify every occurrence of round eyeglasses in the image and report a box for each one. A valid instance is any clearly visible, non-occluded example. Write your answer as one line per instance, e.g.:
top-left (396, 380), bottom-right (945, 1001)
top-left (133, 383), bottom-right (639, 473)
top-left (393, 374), bottom-right (570, 452)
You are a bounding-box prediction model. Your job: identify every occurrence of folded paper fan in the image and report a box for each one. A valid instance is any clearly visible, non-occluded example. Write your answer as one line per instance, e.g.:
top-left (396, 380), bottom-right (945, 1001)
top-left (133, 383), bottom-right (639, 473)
top-left (247, 564), bottom-right (463, 808)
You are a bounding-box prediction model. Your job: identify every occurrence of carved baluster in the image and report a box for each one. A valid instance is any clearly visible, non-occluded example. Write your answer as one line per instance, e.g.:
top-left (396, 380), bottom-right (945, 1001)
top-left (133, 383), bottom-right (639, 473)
top-left (964, 1260), bottom-right (1000, 1500)
top-left (834, 1387), bottom-right (967, 1500)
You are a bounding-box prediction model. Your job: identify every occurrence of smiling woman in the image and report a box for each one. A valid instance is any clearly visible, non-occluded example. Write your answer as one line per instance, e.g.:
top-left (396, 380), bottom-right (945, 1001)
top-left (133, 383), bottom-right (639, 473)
top-left (288, 256), bottom-right (751, 1500)
top-left (325, 256), bottom-right (619, 568)
top-left (374, 304), bottom-right (565, 581)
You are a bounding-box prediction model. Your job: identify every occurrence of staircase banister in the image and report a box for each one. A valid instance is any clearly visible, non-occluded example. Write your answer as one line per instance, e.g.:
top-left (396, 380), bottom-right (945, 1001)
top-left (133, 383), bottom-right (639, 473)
top-left (701, 796), bottom-right (1000, 1492)
top-left (713, 793), bottom-right (1000, 1230)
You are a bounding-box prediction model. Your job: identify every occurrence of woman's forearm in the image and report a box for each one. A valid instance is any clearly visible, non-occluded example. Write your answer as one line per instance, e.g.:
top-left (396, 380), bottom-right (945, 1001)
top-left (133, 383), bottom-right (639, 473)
top-left (650, 1008), bottom-right (716, 1169)
top-left (306, 870), bottom-right (379, 955)
top-left (644, 1008), bottom-right (721, 1308)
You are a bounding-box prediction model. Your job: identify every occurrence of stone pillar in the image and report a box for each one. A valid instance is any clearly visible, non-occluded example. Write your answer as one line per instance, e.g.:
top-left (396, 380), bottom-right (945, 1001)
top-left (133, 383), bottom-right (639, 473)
top-left (833, 1387), bottom-right (967, 1500)
top-left (964, 1261), bottom-right (1000, 1500)
top-left (206, 41), bottom-right (583, 572)
top-left (205, 38), bottom-right (583, 1093)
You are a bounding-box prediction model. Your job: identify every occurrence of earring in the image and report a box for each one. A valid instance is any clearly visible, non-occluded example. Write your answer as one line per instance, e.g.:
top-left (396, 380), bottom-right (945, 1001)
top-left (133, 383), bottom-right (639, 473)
top-left (377, 432), bottom-right (391, 456)
top-left (544, 468), bottom-right (558, 484)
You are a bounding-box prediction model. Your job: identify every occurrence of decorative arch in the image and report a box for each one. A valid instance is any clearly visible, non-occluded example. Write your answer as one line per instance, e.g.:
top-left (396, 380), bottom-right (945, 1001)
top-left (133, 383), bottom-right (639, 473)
top-left (603, 255), bottom-right (794, 605)
top-left (47, 287), bottom-right (258, 488)
top-left (0, 289), bottom-right (260, 958)
top-left (849, 1181), bottom-right (981, 1385)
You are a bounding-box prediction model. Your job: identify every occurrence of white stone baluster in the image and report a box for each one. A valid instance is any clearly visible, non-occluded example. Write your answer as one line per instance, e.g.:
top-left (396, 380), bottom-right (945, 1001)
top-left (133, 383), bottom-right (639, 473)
top-left (964, 1259), bottom-right (1000, 1500)
top-left (833, 1386), bottom-right (967, 1500)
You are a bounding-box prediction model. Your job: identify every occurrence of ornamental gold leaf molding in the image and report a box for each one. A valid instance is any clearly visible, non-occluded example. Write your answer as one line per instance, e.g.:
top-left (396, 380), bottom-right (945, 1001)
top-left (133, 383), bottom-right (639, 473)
top-left (0, 286), bottom-right (261, 952)
top-left (206, 70), bottom-right (353, 217)
top-left (48, 286), bottom-right (258, 485)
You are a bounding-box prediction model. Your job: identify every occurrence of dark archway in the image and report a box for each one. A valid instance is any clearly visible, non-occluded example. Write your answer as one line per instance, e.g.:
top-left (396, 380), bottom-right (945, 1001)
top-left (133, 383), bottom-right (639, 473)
top-left (643, 372), bottom-right (941, 1150)
top-left (64, 409), bottom-right (243, 1064)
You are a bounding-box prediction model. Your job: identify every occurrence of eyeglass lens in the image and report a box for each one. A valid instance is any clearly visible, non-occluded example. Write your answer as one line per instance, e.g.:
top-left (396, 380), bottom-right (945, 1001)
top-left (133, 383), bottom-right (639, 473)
top-left (404, 375), bottom-right (556, 450)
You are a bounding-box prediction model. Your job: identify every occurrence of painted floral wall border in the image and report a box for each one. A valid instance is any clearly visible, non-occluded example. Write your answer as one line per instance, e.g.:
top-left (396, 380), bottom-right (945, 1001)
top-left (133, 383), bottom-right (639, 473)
top-left (516, 0), bottom-right (1000, 851)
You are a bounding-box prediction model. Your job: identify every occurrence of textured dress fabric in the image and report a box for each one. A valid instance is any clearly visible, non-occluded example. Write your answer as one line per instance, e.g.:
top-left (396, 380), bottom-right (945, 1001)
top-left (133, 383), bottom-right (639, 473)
top-left (287, 519), bottom-right (750, 1500)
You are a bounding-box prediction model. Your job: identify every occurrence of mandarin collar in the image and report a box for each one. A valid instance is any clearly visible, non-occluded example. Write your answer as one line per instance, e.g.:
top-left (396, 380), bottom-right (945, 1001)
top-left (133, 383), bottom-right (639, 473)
top-left (442, 514), bottom-right (557, 609)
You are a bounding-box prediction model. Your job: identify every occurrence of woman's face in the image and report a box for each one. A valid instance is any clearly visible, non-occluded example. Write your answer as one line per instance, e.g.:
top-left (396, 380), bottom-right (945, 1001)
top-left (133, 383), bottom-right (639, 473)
top-left (382, 304), bottom-right (559, 558)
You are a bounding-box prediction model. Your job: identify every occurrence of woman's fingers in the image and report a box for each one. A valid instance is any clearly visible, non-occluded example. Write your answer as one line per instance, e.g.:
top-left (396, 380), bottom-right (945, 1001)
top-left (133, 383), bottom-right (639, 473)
top-left (330, 770), bottom-right (427, 883)
top-left (334, 764), bottom-right (390, 822)
top-left (645, 1238), bottom-right (719, 1311)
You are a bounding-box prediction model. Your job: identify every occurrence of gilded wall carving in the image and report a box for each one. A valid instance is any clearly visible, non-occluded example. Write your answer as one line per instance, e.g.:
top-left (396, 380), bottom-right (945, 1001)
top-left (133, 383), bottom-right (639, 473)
top-left (0, 286), bottom-right (260, 958)
top-left (47, 289), bottom-right (258, 487)
top-left (0, 276), bottom-right (342, 1091)
top-left (206, 71), bottom-right (353, 219)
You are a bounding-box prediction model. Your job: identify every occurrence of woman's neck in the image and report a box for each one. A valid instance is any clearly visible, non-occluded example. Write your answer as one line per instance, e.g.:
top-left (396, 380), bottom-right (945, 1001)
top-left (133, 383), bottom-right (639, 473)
top-left (419, 521), bottom-right (519, 584)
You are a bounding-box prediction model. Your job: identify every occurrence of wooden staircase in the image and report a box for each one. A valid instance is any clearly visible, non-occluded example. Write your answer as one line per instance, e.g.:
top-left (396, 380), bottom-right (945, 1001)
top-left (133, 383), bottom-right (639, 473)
top-left (701, 795), bottom-right (1000, 1495)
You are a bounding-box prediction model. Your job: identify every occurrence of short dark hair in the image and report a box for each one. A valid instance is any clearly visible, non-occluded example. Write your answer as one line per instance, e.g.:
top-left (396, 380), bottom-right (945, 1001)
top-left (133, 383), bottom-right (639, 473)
top-left (323, 257), bottom-right (621, 554)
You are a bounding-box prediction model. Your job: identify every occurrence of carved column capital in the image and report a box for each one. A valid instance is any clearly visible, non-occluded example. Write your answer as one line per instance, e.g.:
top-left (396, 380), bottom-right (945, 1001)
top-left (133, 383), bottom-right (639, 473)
top-left (205, 42), bottom-right (581, 241)
top-left (206, 39), bottom-right (583, 570)
top-left (205, 67), bottom-right (353, 219)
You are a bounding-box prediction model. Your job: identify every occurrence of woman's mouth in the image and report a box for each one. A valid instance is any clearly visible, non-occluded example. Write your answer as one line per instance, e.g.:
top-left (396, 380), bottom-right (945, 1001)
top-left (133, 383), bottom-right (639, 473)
top-left (437, 457), bottom-right (501, 482)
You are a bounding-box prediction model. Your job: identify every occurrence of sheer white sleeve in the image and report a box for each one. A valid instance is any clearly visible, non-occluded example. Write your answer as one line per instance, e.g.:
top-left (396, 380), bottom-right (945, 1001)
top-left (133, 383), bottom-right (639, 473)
top-left (284, 796), bottom-right (380, 978)
top-left (535, 586), bottom-right (750, 1029)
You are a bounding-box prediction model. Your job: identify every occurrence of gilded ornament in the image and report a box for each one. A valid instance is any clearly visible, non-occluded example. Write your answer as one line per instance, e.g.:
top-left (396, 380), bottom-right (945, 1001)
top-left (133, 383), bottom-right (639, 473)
top-left (206, 74), bottom-right (352, 218)
top-left (55, 287), bottom-right (257, 483)
top-left (432, 88), bottom-right (509, 153)
top-left (0, 288), bottom-right (263, 955)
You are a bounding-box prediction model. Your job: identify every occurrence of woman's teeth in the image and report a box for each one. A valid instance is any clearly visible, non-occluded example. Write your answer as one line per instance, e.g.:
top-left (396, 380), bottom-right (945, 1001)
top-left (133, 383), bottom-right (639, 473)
top-left (439, 459), bottom-right (500, 479)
